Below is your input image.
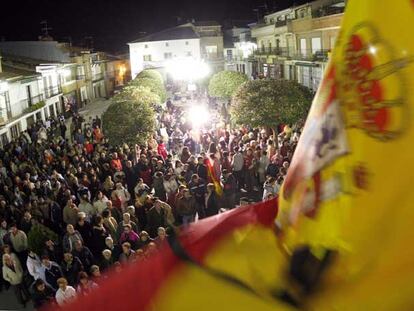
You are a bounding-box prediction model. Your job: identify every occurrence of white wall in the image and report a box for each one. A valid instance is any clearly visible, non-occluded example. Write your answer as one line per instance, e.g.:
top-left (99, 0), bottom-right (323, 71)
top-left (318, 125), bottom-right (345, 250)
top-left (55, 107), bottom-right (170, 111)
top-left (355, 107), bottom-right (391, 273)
top-left (129, 38), bottom-right (201, 78)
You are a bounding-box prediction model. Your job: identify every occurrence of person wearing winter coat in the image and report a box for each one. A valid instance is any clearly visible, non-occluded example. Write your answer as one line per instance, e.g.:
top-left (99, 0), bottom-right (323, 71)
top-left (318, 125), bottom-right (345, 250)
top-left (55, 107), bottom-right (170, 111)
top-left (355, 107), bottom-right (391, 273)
top-left (61, 252), bottom-right (84, 286)
top-left (26, 250), bottom-right (44, 280)
top-left (41, 255), bottom-right (63, 290)
top-left (31, 278), bottom-right (56, 309)
top-left (62, 224), bottom-right (84, 253)
top-left (205, 184), bottom-right (219, 217)
top-left (221, 169), bottom-right (237, 210)
top-left (176, 189), bottom-right (196, 225)
top-left (2, 253), bottom-right (30, 307)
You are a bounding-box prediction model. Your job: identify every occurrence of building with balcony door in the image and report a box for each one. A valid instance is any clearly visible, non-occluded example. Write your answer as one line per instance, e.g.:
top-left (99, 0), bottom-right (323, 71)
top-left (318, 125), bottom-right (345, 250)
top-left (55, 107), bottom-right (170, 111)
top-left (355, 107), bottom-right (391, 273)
top-left (128, 21), bottom-right (224, 81)
top-left (0, 55), bottom-right (59, 147)
top-left (223, 27), bottom-right (257, 78)
top-left (250, 0), bottom-right (345, 91)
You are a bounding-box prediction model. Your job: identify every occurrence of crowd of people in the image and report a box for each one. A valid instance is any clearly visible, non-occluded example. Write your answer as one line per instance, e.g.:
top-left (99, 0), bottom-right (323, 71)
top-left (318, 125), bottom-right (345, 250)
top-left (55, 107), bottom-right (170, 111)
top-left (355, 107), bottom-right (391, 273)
top-left (0, 97), bottom-right (301, 309)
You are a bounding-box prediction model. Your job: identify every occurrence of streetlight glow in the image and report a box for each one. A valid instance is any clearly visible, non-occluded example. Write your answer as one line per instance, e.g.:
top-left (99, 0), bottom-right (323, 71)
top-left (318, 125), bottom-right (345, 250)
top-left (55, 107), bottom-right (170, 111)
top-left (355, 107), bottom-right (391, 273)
top-left (188, 105), bottom-right (210, 128)
top-left (166, 58), bottom-right (210, 81)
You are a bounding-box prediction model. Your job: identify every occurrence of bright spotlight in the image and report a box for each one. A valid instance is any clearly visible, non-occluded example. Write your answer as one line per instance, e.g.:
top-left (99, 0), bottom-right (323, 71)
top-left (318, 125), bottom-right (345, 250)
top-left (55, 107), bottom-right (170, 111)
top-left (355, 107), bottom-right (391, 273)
top-left (166, 58), bottom-right (210, 81)
top-left (188, 105), bottom-right (210, 128)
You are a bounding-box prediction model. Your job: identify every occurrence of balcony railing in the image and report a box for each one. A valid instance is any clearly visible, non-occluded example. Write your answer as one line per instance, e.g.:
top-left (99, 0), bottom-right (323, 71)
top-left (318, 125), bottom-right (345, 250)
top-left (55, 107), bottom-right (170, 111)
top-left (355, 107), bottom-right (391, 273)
top-left (76, 74), bottom-right (86, 80)
top-left (253, 48), bottom-right (331, 62)
top-left (92, 72), bottom-right (104, 81)
top-left (254, 47), bottom-right (293, 57)
top-left (44, 85), bottom-right (62, 98)
top-left (313, 4), bottom-right (345, 18)
top-left (275, 20), bottom-right (288, 27)
top-left (30, 94), bottom-right (44, 105)
top-left (294, 49), bottom-right (331, 62)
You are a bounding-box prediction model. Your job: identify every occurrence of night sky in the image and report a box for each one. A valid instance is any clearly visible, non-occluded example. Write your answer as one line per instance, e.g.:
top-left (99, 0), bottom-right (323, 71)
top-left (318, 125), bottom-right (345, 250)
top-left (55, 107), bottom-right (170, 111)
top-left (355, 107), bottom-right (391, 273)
top-left (0, 0), bottom-right (305, 53)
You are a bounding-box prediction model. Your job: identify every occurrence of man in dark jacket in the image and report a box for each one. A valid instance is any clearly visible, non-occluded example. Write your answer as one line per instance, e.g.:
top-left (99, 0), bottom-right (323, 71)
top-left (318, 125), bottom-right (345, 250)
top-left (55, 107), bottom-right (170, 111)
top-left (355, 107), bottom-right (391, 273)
top-left (176, 189), bottom-right (196, 225)
top-left (61, 252), bottom-right (84, 286)
top-left (41, 255), bottom-right (63, 290)
top-left (196, 157), bottom-right (208, 181)
top-left (146, 199), bottom-right (167, 238)
top-left (221, 169), bottom-right (237, 210)
top-left (188, 174), bottom-right (207, 219)
top-left (71, 240), bottom-right (94, 272)
top-left (31, 279), bottom-right (56, 309)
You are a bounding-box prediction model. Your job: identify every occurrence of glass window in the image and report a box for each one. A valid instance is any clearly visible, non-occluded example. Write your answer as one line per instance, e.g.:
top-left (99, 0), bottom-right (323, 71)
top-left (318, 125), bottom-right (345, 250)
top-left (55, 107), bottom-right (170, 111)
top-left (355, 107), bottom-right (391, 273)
top-left (165, 42), bottom-right (169, 47)
top-left (143, 55), bottom-right (152, 61)
top-left (185, 41), bottom-right (189, 45)
top-left (164, 52), bottom-right (173, 59)
top-left (185, 51), bottom-right (192, 57)
top-left (144, 44), bottom-right (148, 48)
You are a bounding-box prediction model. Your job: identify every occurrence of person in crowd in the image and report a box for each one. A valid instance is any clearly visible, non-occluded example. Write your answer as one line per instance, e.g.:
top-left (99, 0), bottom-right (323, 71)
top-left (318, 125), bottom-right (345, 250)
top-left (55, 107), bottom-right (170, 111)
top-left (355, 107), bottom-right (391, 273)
top-left (119, 224), bottom-right (139, 250)
top-left (31, 278), bottom-right (56, 309)
top-left (221, 169), bottom-right (237, 210)
top-left (176, 189), bottom-right (196, 225)
top-left (104, 237), bottom-right (121, 261)
top-left (77, 271), bottom-right (98, 296)
top-left (61, 252), bottom-right (84, 286)
top-left (2, 253), bottom-right (30, 307)
top-left (136, 231), bottom-right (152, 250)
top-left (102, 209), bottom-right (118, 239)
top-left (232, 147), bottom-right (245, 190)
top-left (75, 212), bottom-right (93, 246)
top-left (93, 191), bottom-right (109, 216)
top-left (42, 239), bottom-right (62, 264)
top-left (27, 250), bottom-right (43, 281)
top-left (146, 199), bottom-right (167, 238)
top-left (71, 241), bottom-right (94, 273)
top-left (55, 277), bottom-right (77, 306)
top-left (116, 212), bottom-right (138, 239)
top-left (118, 242), bottom-right (135, 264)
top-left (8, 222), bottom-right (28, 264)
top-left (188, 174), bottom-right (207, 219)
top-left (41, 255), bottom-right (63, 290)
top-left (153, 227), bottom-right (167, 248)
top-left (63, 224), bottom-right (84, 253)
top-left (89, 215), bottom-right (109, 258)
top-left (100, 249), bottom-right (114, 271)
top-left (205, 183), bottom-right (219, 217)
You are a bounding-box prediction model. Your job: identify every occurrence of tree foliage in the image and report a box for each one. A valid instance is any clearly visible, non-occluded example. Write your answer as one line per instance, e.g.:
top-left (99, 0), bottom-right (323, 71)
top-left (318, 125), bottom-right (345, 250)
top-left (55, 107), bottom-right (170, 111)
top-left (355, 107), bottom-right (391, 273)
top-left (129, 77), bottom-right (167, 103)
top-left (28, 222), bottom-right (59, 255)
top-left (112, 85), bottom-right (161, 105)
top-left (136, 69), bottom-right (164, 85)
top-left (232, 79), bottom-right (313, 129)
top-left (208, 71), bottom-right (248, 99)
top-left (103, 99), bottom-right (155, 146)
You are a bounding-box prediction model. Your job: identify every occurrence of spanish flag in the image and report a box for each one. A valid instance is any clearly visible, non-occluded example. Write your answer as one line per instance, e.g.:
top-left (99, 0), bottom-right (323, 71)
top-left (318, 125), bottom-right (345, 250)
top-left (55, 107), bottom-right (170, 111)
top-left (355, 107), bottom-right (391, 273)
top-left (59, 1), bottom-right (414, 310)
top-left (277, 0), bottom-right (414, 309)
top-left (204, 157), bottom-right (223, 196)
top-left (59, 198), bottom-right (287, 311)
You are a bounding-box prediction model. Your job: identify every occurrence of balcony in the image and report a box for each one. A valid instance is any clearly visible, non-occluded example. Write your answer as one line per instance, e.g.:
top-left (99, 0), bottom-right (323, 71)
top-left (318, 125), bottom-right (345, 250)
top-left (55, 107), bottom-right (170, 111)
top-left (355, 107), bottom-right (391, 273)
top-left (254, 47), bottom-right (293, 57)
top-left (313, 3), bottom-right (345, 18)
top-left (92, 72), bottom-right (104, 81)
top-left (76, 74), bottom-right (86, 80)
top-left (29, 94), bottom-right (44, 105)
top-left (275, 20), bottom-right (287, 27)
top-left (293, 49), bottom-right (331, 62)
top-left (44, 85), bottom-right (62, 98)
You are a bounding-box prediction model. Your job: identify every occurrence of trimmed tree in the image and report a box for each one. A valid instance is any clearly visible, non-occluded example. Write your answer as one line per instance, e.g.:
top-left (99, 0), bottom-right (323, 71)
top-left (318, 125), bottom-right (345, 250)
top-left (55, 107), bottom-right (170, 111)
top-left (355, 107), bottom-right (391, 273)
top-left (129, 77), bottom-right (167, 103)
top-left (28, 222), bottom-right (59, 255)
top-left (103, 98), bottom-right (156, 146)
top-left (232, 79), bottom-right (313, 143)
top-left (113, 85), bottom-right (161, 105)
top-left (208, 71), bottom-right (248, 99)
top-left (136, 69), bottom-right (164, 85)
